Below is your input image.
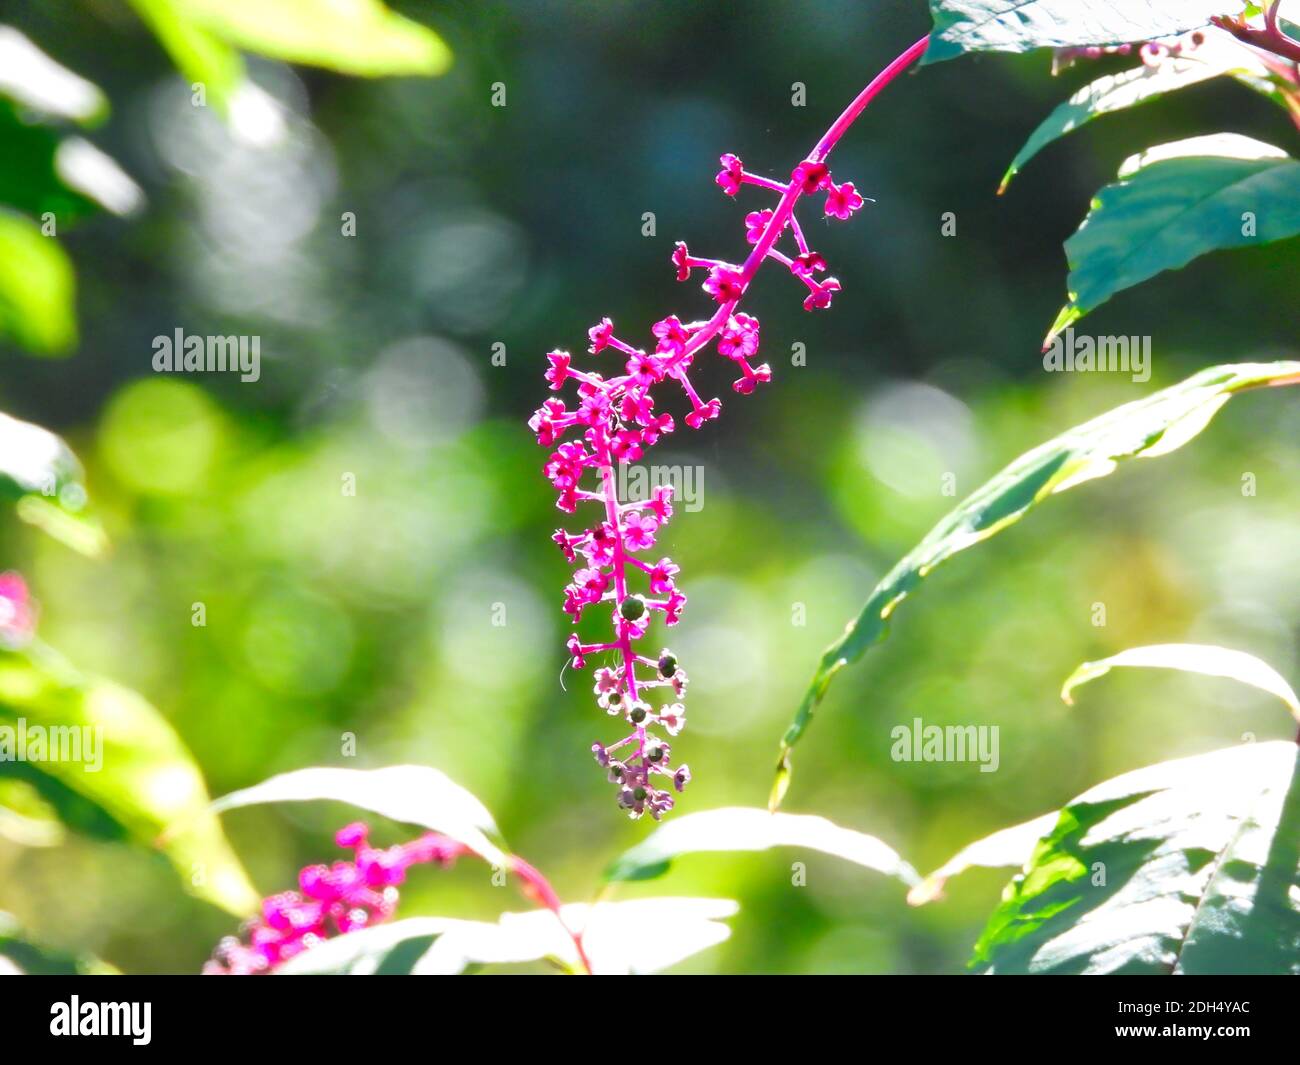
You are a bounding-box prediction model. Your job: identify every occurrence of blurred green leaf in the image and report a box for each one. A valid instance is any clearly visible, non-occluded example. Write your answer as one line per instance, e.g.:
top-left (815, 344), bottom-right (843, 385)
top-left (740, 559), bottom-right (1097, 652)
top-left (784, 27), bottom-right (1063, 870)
top-left (999, 42), bottom-right (1276, 194)
top-left (0, 209), bottom-right (76, 354)
top-left (924, 1), bottom-right (1243, 64)
top-left (777, 361), bottom-right (1300, 796)
top-left (212, 764), bottom-right (509, 867)
top-left (908, 812), bottom-right (1058, 906)
top-left (128, 0), bottom-right (246, 112)
top-left (1063, 643), bottom-right (1300, 721)
top-left (0, 648), bottom-right (258, 915)
top-left (277, 898), bottom-right (739, 975)
top-left (0, 104), bottom-right (142, 224)
top-left (0, 777), bottom-right (65, 847)
top-left (0, 27), bottom-right (108, 124)
top-left (605, 806), bottom-right (919, 885)
top-left (1047, 135), bottom-right (1300, 344)
top-left (0, 912), bottom-right (117, 974)
top-left (134, 0), bottom-right (449, 85)
top-left (973, 741), bottom-right (1300, 973)
top-left (0, 408), bottom-right (106, 555)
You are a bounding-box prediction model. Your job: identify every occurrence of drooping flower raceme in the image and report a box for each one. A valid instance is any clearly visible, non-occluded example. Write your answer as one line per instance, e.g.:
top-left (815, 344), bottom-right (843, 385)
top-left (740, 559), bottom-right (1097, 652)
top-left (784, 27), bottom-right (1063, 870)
top-left (530, 36), bottom-right (930, 819)
top-left (204, 823), bottom-right (465, 974)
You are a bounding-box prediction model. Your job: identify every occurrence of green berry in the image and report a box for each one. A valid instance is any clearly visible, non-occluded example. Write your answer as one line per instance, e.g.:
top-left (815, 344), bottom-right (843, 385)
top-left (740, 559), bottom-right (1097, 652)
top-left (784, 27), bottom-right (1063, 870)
top-left (620, 596), bottom-right (646, 621)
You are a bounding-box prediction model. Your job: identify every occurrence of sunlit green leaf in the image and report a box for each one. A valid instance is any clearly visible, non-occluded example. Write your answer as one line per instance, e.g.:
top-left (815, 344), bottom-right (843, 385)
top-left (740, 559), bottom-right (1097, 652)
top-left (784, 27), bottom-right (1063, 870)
top-left (0, 210), bottom-right (76, 355)
top-left (605, 806), bottom-right (918, 885)
top-left (0, 27), bottom-right (108, 124)
top-left (776, 361), bottom-right (1300, 802)
top-left (276, 898), bottom-right (739, 975)
top-left (212, 764), bottom-right (509, 867)
top-left (974, 741), bottom-right (1300, 974)
top-left (139, 0), bottom-right (450, 81)
top-left (0, 409), bottom-right (106, 555)
top-left (908, 812), bottom-right (1058, 905)
top-left (1047, 134), bottom-right (1300, 344)
top-left (1062, 643), bottom-right (1300, 722)
top-left (999, 42), bottom-right (1275, 193)
top-left (0, 648), bottom-right (258, 915)
top-left (924, 1), bottom-right (1244, 64)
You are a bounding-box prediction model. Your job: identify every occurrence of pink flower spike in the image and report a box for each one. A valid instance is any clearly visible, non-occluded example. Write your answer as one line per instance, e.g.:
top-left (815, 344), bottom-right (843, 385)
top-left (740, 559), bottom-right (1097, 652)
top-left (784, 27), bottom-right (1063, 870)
top-left (588, 318), bottom-right (614, 353)
top-left (792, 160), bottom-right (832, 194)
top-left (715, 153), bottom-right (744, 196)
top-left (744, 209), bottom-right (773, 244)
top-left (825, 180), bottom-right (869, 220)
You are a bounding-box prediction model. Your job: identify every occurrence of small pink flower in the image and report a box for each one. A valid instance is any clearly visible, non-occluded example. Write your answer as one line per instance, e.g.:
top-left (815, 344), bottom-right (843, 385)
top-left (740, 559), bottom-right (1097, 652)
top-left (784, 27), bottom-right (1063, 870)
top-left (587, 318), bottom-right (614, 353)
top-left (652, 315), bottom-right (691, 357)
top-left (717, 313), bottom-right (759, 361)
top-left (593, 667), bottom-right (621, 694)
top-left (640, 412), bottom-right (674, 446)
top-left (824, 180), bottom-right (868, 220)
top-left (792, 160), bottom-right (831, 194)
top-left (802, 277), bottom-right (841, 311)
top-left (567, 634), bottom-right (587, 669)
top-left (528, 398), bottom-right (568, 446)
top-left (715, 153), bottom-right (744, 196)
top-left (609, 428), bottom-right (644, 463)
top-left (684, 398), bottom-right (721, 429)
top-left (671, 242), bottom-right (693, 282)
top-left (663, 588), bottom-right (687, 625)
top-left (582, 523), bottom-right (618, 566)
top-left (793, 251), bottom-right (827, 276)
top-left (733, 363), bottom-right (772, 394)
top-left (703, 265), bottom-right (745, 304)
top-left (626, 351), bottom-right (666, 387)
top-left (744, 209), bottom-right (773, 244)
top-left (544, 349), bottom-right (572, 390)
top-left (622, 511), bottom-right (658, 551)
top-left (552, 529), bottom-right (580, 562)
top-left (648, 558), bottom-right (679, 594)
top-left (648, 484), bottom-right (675, 523)
top-left (657, 705), bottom-right (686, 736)
top-left (621, 388), bottom-right (655, 425)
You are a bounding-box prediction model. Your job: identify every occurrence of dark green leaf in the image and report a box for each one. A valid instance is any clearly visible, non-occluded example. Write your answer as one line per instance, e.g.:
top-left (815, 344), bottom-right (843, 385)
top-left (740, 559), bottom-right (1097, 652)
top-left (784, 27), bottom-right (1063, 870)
top-left (1047, 134), bottom-right (1300, 343)
top-left (925, 1), bottom-right (1244, 64)
top-left (999, 41), bottom-right (1274, 193)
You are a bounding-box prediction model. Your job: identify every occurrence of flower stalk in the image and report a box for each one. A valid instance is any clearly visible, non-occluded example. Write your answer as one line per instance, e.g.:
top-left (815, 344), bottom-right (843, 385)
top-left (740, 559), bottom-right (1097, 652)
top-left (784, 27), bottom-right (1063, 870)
top-left (531, 36), bottom-right (928, 819)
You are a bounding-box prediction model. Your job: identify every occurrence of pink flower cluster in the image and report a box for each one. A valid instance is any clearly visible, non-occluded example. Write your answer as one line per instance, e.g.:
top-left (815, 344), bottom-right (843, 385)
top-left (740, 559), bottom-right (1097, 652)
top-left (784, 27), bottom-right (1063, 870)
top-left (531, 144), bottom-right (872, 819)
top-left (203, 823), bottom-right (464, 974)
top-left (0, 571), bottom-right (35, 650)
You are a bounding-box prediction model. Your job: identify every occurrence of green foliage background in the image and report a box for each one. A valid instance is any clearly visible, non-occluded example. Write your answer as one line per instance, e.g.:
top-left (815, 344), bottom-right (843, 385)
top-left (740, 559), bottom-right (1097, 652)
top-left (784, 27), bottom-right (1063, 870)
top-left (0, 0), bottom-right (1297, 973)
